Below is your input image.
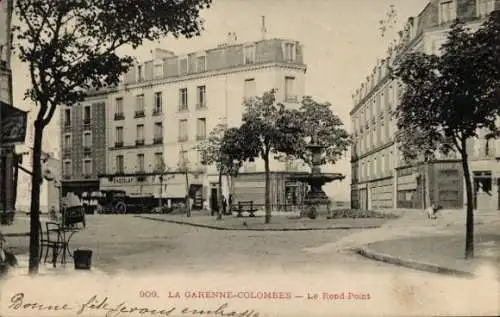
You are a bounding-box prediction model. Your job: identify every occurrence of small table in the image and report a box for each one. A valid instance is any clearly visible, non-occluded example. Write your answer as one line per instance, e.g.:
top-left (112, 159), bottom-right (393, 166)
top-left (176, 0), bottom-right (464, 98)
top-left (58, 226), bottom-right (81, 261)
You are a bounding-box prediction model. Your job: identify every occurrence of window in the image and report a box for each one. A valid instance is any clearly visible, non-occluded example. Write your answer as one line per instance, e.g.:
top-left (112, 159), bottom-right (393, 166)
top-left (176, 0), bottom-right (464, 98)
top-left (179, 58), bottom-right (188, 75)
top-left (244, 78), bottom-right (256, 100)
top-left (83, 159), bottom-right (92, 176)
top-left (477, 0), bottom-right (495, 17)
top-left (64, 109), bottom-right (71, 126)
top-left (439, 0), bottom-right (456, 24)
top-left (83, 132), bottom-right (92, 148)
top-left (197, 56), bottom-right (206, 72)
top-left (154, 122), bottom-right (163, 143)
top-left (178, 119), bottom-right (188, 141)
top-left (155, 153), bottom-right (164, 171)
top-left (135, 94), bottom-right (145, 113)
top-left (485, 137), bottom-right (495, 157)
top-left (243, 45), bottom-right (256, 64)
top-left (376, 94), bottom-right (381, 114)
top-left (116, 155), bottom-right (124, 174)
top-left (179, 88), bottom-right (188, 111)
top-left (154, 63), bottom-right (163, 79)
top-left (154, 92), bottom-right (162, 114)
top-left (115, 97), bottom-right (124, 119)
top-left (196, 118), bottom-right (206, 140)
top-left (136, 124), bottom-right (144, 144)
top-left (137, 154), bottom-right (145, 172)
top-left (115, 126), bottom-right (123, 145)
top-left (196, 86), bottom-right (206, 109)
top-left (64, 134), bottom-right (71, 149)
top-left (137, 65), bottom-right (144, 82)
top-left (63, 161), bottom-right (72, 176)
top-left (83, 105), bottom-right (91, 123)
top-left (179, 149), bottom-right (188, 166)
top-left (285, 77), bottom-right (296, 102)
top-left (283, 42), bottom-right (296, 61)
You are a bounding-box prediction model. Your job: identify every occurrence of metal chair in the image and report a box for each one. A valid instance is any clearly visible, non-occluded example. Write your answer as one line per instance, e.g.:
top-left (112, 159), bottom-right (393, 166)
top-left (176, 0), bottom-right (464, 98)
top-left (39, 221), bottom-right (67, 267)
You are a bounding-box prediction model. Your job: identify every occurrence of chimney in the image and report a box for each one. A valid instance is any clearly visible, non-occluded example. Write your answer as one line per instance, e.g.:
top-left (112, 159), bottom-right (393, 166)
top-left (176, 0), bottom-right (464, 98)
top-left (227, 32), bottom-right (237, 45)
top-left (261, 16), bottom-right (267, 40)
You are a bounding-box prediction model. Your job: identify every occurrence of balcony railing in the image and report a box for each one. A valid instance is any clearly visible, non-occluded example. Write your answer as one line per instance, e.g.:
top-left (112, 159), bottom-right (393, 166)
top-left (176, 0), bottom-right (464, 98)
top-left (178, 136), bottom-right (188, 142)
top-left (83, 147), bottom-right (92, 154)
top-left (115, 141), bottom-right (123, 148)
top-left (115, 170), bottom-right (125, 176)
top-left (114, 113), bottom-right (125, 120)
top-left (152, 108), bottom-right (162, 116)
top-left (64, 121), bottom-right (71, 127)
top-left (153, 137), bottom-right (163, 144)
top-left (178, 105), bottom-right (188, 112)
top-left (196, 135), bottom-right (206, 141)
top-left (136, 139), bottom-right (145, 146)
top-left (134, 110), bottom-right (145, 118)
top-left (83, 118), bottom-right (91, 125)
top-left (285, 95), bottom-right (298, 103)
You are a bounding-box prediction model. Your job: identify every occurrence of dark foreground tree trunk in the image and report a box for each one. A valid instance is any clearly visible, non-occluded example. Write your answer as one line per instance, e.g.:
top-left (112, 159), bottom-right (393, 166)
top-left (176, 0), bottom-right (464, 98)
top-left (28, 121), bottom-right (44, 274)
top-left (264, 155), bottom-right (271, 224)
top-left (460, 149), bottom-right (474, 259)
top-left (217, 169), bottom-right (223, 220)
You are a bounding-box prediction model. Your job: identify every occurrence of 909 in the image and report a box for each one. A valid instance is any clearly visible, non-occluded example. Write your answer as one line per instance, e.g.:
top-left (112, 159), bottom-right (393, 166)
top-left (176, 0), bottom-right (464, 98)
top-left (139, 290), bottom-right (159, 298)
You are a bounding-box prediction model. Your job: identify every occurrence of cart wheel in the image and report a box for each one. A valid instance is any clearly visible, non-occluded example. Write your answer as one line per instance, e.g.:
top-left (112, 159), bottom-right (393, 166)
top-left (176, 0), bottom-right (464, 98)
top-left (115, 202), bottom-right (127, 214)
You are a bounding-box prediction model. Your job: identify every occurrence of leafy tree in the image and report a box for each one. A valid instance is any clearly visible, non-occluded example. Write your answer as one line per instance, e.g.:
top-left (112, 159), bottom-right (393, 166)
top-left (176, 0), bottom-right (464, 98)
top-left (290, 97), bottom-right (350, 168)
top-left (198, 124), bottom-right (244, 220)
top-left (239, 90), bottom-right (302, 224)
top-left (394, 15), bottom-right (500, 259)
top-left (13, 0), bottom-right (211, 274)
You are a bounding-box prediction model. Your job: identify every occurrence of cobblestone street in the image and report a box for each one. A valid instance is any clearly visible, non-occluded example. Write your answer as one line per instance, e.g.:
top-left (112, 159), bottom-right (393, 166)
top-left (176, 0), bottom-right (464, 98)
top-left (4, 215), bottom-right (435, 276)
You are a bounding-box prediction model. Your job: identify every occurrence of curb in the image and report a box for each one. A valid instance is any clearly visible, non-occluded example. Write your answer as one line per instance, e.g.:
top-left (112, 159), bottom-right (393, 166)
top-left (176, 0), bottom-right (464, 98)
top-left (352, 247), bottom-right (476, 278)
top-left (3, 232), bottom-right (29, 237)
top-left (135, 215), bottom-right (382, 231)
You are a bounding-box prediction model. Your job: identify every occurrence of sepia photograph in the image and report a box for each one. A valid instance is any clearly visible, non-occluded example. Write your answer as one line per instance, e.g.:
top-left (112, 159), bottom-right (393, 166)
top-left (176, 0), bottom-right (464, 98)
top-left (0, 0), bottom-right (499, 316)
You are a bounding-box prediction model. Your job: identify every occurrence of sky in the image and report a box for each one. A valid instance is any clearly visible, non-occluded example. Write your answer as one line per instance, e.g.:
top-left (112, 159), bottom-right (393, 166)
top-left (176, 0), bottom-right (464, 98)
top-left (9, 0), bottom-right (429, 203)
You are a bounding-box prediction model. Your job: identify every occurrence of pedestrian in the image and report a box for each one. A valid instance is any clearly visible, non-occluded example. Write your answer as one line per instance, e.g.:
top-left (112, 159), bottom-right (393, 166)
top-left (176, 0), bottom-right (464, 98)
top-left (222, 196), bottom-right (227, 215)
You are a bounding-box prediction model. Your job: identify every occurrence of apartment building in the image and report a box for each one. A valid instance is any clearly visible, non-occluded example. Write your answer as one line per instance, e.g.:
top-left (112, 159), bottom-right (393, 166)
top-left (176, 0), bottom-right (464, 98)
top-left (60, 94), bottom-right (107, 199)
top-left (350, 0), bottom-right (500, 211)
top-left (64, 36), bottom-right (309, 210)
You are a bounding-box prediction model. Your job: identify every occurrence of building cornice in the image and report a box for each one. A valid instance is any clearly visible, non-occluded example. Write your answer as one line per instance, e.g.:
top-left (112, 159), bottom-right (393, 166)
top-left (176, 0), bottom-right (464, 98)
top-left (351, 141), bottom-right (395, 163)
top-left (121, 62), bottom-right (307, 92)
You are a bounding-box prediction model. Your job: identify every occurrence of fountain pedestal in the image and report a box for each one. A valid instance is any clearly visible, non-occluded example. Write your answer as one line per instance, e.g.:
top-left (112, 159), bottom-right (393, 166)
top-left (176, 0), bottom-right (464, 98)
top-left (289, 141), bottom-right (344, 219)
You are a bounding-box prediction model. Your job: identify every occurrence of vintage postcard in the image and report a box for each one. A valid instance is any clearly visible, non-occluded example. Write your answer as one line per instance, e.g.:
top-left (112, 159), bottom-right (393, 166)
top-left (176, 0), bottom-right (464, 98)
top-left (0, 0), bottom-right (499, 316)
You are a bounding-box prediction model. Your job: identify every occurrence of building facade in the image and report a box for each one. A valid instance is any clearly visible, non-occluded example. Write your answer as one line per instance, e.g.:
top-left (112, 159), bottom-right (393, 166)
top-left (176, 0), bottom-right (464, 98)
top-left (350, 0), bottom-right (500, 211)
top-left (63, 37), bottom-right (310, 210)
top-left (60, 96), bottom-right (107, 199)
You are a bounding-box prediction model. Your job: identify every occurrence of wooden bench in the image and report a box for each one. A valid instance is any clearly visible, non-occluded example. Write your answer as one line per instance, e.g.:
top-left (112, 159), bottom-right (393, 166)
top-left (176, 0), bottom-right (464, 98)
top-left (235, 201), bottom-right (258, 217)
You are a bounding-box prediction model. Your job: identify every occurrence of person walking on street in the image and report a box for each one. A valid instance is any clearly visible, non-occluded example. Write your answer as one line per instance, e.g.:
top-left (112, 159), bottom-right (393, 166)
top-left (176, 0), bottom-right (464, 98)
top-left (222, 196), bottom-right (228, 215)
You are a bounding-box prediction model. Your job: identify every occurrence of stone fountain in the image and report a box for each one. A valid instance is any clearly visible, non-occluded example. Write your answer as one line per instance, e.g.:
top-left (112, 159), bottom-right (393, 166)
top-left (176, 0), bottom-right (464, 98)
top-left (290, 136), bottom-right (345, 219)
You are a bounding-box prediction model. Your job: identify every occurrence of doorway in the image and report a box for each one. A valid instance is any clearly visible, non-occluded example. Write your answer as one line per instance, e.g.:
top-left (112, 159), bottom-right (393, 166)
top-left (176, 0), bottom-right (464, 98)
top-left (210, 185), bottom-right (218, 215)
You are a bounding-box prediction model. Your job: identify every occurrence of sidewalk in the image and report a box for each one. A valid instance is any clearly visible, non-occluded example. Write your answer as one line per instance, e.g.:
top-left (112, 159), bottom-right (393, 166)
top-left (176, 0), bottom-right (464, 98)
top-left (4, 253), bottom-right (106, 278)
top-left (311, 208), bottom-right (500, 278)
top-left (136, 213), bottom-right (388, 231)
top-left (356, 230), bottom-right (500, 279)
top-left (0, 213), bottom-right (50, 237)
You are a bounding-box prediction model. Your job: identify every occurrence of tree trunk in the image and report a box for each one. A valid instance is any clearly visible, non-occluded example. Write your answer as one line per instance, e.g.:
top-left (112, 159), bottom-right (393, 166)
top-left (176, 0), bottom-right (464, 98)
top-left (264, 155), bottom-right (271, 224)
top-left (460, 149), bottom-right (474, 259)
top-left (28, 121), bottom-right (44, 274)
top-left (13, 154), bottom-right (19, 207)
top-left (217, 169), bottom-right (223, 220)
top-left (229, 173), bottom-right (235, 211)
top-left (184, 171), bottom-right (191, 217)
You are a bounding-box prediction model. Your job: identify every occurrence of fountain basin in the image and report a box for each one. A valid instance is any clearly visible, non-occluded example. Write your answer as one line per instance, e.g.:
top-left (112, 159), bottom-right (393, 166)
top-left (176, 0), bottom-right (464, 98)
top-left (289, 173), bottom-right (345, 186)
